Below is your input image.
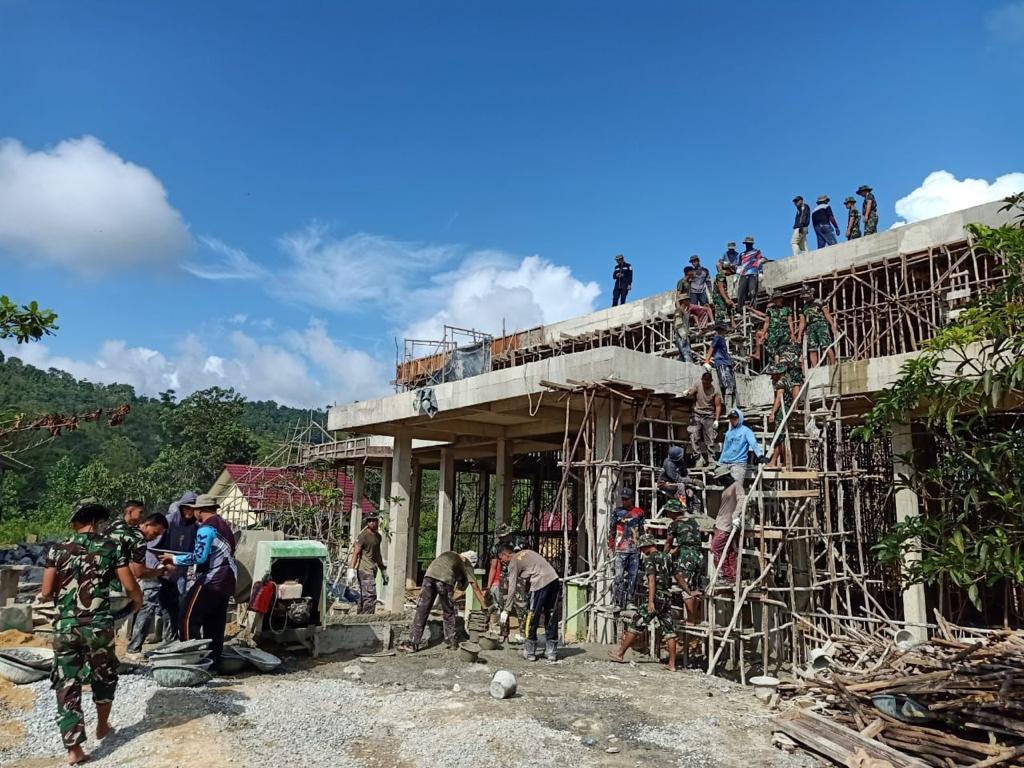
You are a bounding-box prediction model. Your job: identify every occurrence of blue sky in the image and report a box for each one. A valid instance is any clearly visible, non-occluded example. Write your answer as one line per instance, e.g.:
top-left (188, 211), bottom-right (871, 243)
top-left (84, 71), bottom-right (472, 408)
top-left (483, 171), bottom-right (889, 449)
top-left (1, 1), bottom-right (1022, 407)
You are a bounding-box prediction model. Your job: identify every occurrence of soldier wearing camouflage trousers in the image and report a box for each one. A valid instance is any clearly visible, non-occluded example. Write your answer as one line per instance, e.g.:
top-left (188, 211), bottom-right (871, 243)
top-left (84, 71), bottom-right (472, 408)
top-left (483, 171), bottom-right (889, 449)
top-left (347, 513), bottom-right (386, 614)
top-left (662, 499), bottom-right (705, 627)
top-left (40, 499), bottom-right (142, 765)
top-left (608, 534), bottom-right (693, 672)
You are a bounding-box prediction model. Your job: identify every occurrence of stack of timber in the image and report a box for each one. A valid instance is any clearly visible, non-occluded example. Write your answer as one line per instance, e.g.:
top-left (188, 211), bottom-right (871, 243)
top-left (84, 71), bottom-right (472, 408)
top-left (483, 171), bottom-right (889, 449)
top-left (775, 616), bottom-right (1024, 767)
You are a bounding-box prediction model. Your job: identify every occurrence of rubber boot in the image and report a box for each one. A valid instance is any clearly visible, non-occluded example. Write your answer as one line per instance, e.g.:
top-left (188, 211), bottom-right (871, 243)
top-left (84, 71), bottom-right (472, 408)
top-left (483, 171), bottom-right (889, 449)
top-left (522, 639), bottom-right (537, 661)
top-left (544, 640), bottom-right (558, 662)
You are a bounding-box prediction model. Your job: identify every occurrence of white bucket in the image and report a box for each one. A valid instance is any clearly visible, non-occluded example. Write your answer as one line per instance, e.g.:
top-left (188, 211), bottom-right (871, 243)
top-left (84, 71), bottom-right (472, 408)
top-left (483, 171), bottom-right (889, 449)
top-left (750, 675), bottom-right (780, 701)
top-left (490, 670), bottom-right (517, 700)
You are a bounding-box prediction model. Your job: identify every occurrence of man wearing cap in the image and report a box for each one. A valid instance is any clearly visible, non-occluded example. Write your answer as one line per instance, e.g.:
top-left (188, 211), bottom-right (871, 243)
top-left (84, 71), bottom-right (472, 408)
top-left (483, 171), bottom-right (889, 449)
top-left (347, 512), bottom-right (385, 614)
top-left (712, 260), bottom-right (736, 326)
top-left (687, 255), bottom-right (711, 305)
top-left (41, 500), bottom-right (143, 764)
top-left (608, 533), bottom-right (691, 672)
top-left (844, 196), bottom-right (862, 240)
top-left (126, 512), bottom-right (176, 657)
top-left (684, 369), bottom-right (723, 468)
top-left (608, 488), bottom-right (645, 609)
top-left (791, 196), bottom-right (811, 255)
top-left (736, 236), bottom-right (767, 310)
top-left (857, 185), bottom-right (878, 235)
top-left (705, 321), bottom-right (736, 407)
top-left (709, 465), bottom-right (742, 585)
top-left (811, 195), bottom-right (840, 248)
top-left (722, 242), bottom-right (741, 301)
top-left (498, 546), bottom-right (561, 661)
top-left (161, 494), bottom-right (237, 666)
top-left (400, 550), bottom-right (488, 652)
top-left (612, 254), bottom-right (633, 307)
top-left (717, 408), bottom-right (768, 529)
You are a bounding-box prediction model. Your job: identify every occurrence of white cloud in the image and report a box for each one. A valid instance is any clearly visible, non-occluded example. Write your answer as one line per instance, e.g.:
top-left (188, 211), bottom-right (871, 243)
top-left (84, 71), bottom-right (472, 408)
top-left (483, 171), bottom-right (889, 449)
top-left (274, 226), bottom-right (452, 312)
top-left (403, 254), bottom-right (601, 340)
top-left (272, 223), bottom-right (600, 341)
top-left (184, 236), bottom-right (267, 280)
top-left (986, 1), bottom-right (1024, 43)
top-left (893, 170), bottom-right (1024, 225)
top-left (0, 320), bottom-right (389, 409)
top-left (0, 135), bottom-right (190, 272)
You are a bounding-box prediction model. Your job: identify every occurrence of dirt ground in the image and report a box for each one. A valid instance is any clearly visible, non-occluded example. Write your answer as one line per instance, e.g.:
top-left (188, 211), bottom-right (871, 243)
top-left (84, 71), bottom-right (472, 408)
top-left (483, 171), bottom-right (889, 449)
top-left (1, 637), bottom-right (818, 768)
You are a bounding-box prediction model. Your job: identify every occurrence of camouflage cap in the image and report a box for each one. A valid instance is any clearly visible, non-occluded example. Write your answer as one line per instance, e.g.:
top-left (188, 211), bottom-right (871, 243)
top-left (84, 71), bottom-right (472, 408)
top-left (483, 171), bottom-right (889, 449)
top-left (816, 195), bottom-right (829, 204)
top-left (743, 236), bottom-right (755, 244)
top-left (726, 241), bottom-right (736, 249)
top-left (856, 185), bottom-right (872, 194)
top-left (662, 498), bottom-right (685, 516)
top-left (638, 534), bottom-right (658, 548)
top-left (495, 522), bottom-right (514, 537)
top-left (844, 196), bottom-right (856, 204)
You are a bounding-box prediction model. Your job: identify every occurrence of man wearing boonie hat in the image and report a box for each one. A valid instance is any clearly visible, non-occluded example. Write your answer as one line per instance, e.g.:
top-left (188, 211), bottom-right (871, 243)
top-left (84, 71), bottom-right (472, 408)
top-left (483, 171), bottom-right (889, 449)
top-left (844, 196), bottom-right (862, 240)
top-left (41, 499), bottom-right (143, 764)
top-left (811, 195), bottom-right (840, 248)
top-left (857, 185), bottom-right (878, 235)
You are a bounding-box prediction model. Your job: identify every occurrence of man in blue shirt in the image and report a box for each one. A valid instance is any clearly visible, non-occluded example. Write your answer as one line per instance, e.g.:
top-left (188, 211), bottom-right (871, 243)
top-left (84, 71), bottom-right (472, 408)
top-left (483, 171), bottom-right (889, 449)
top-left (612, 254), bottom-right (633, 306)
top-left (705, 321), bottom-right (736, 408)
top-left (161, 494), bottom-right (237, 666)
top-left (717, 408), bottom-right (769, 523)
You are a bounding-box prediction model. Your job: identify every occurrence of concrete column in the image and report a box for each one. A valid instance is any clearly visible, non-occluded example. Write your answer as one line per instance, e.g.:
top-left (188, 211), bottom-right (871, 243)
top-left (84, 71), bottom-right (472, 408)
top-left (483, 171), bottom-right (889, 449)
top-left (892, 424), bottom-right (928, 640)
top-left (349, 463), bottom-right (365, 542)
top-left (384, 433), bottom-right (411, 613)
top-left (437, 449), bottom-right (455, 556)
top-left (494, 437), bottom-right (512, 529)
top-left (406, 461), bottom-right (423, 588)
top-left (378, 458), bottom-right (392, 514)
top-left (593, 399), bottom-right (623, 642)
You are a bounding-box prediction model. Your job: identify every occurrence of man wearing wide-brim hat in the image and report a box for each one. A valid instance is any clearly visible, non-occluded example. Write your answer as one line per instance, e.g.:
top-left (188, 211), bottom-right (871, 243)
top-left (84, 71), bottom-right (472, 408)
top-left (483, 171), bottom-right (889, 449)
top-left (160, 494), bottom-right (237, 666)
top-left (856, 185), bottom-right (878, 235)
top-left (811, 195), bottom-right (840, 249)
top-left (843, 196), bottom-right (862, 241)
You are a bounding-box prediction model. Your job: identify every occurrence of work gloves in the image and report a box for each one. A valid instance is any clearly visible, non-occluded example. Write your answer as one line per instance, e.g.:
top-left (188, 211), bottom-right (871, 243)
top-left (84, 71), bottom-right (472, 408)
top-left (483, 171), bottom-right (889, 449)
top-left (346, 568), bottom-right (357, 587)
top-left (500, 610), bottom-right (509, 625)
top-left (381, 566), bottom-right (389, 586)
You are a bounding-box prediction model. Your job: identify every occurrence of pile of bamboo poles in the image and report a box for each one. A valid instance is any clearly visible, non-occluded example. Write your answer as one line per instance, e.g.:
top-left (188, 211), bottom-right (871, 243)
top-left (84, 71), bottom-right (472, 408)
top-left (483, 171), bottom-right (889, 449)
top-left (782, 615), bottom-right (1024, 767)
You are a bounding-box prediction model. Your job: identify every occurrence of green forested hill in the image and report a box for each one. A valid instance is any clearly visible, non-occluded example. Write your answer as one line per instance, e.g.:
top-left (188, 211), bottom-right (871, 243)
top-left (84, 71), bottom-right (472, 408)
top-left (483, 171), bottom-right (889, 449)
top-left (0, 351), bottom-right (323, 542)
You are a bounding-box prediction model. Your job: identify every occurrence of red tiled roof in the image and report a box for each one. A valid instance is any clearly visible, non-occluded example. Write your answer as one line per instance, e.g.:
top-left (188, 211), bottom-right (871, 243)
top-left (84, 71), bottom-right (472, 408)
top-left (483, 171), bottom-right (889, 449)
top-left (222, 464), bottom-right (377, 516)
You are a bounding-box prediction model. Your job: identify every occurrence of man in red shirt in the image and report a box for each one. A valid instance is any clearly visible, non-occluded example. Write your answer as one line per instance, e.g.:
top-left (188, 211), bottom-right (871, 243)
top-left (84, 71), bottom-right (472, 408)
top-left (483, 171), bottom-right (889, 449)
top-left (608, 488), bottom-right (645, 609)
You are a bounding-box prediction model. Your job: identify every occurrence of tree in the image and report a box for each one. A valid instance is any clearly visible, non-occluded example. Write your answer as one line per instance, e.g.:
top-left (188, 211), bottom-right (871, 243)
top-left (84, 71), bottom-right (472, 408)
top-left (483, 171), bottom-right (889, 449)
top-left (858, 195), bottom-right (1024, 613)
top-left (0, 296), bottom-right (58, 343)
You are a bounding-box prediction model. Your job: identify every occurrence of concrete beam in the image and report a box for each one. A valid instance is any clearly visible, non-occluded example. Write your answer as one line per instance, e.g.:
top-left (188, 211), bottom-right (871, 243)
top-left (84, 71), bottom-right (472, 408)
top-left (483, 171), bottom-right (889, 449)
top-left (892, 425), bottom-right (928, 640)
top-left (437, 449), bottom-right (455, 556)
top-left (384, 430), bottom-right (412, 613)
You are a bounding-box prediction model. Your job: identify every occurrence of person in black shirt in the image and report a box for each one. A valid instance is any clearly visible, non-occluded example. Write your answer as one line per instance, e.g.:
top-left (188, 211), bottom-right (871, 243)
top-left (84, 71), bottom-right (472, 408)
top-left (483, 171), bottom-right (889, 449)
top-left (612, 254), bottom-right (633, 306)
top-left (791, 196), bottom-right (811, 255)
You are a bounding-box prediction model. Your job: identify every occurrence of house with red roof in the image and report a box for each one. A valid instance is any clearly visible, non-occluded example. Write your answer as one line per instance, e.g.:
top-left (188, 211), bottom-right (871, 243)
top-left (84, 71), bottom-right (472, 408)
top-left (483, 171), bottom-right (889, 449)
top-left (208, 463), bottom-right (377, 528)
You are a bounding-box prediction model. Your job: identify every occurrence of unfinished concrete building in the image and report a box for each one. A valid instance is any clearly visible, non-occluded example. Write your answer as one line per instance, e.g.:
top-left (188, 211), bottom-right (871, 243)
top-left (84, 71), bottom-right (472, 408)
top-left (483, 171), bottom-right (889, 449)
top-left (324, 201), bottom-right (1013, 679)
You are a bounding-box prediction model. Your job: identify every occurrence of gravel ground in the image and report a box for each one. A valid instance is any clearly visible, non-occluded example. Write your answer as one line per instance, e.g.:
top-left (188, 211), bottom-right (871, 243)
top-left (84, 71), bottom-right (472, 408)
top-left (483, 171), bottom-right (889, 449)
top-left (1, 644), bottom-right (821, 768)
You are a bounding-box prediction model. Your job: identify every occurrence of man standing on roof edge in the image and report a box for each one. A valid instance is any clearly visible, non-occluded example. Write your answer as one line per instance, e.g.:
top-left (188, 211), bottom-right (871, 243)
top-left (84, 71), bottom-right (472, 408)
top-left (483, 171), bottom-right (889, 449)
top-left (811, 195), bottom-right (840, 248)
top-left (791, 196), bottom-right (811, 255)
top-left (348, 511), bottom-right (385, 614)
top-left (612, 254), bottom-right (633, 306)
top-left (857, 185), bottom-right (878, 235)
top-left (736, 236), bottom-right (766, 310)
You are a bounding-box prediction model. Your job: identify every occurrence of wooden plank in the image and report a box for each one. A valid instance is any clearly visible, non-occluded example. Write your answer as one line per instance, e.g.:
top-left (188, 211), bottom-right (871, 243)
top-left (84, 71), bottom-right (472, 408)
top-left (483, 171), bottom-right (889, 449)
top-left (775, 710), bottom-right (930, 768)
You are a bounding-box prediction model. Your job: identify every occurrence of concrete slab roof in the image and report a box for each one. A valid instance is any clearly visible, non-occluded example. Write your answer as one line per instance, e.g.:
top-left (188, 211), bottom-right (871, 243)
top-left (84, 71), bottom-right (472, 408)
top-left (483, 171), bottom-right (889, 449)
top-left (328, 346), bottom-right (773, 446)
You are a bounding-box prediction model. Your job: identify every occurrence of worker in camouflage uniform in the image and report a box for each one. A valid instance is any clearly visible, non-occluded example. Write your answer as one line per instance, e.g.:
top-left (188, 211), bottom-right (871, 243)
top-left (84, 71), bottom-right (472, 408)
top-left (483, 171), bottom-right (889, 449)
top-left (661, 499), bottom-right (703, 625)
top-left (797, 288), bottom-right (840, 367)
top-left (40, 499), bottom-right (142, 765)
top-left (844, 196), bottom-right (861, 240)
top-left (104, 500), bottom-right (147, 566)
top-left (608, 534), bottom-right (692, 671)
top-left (752, 292), bottom-right (795, 370)
top-left (712, 259), bottom-right (736, 326)
top-left (857, 185), bottom-right (878, 235)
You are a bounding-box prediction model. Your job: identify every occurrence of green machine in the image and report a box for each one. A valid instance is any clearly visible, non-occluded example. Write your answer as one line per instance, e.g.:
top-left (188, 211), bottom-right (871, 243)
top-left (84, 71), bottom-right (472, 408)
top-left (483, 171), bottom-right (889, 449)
top-left (243, 539), bottom-right (329, 655)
